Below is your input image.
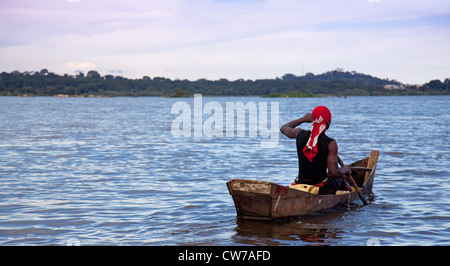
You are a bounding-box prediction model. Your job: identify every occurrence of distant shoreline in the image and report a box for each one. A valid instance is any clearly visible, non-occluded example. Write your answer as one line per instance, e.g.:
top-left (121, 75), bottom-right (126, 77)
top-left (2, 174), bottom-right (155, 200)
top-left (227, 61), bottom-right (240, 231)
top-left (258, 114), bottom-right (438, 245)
top-left (52, 94), bottom-right (116, 98)
top-left (4, 94), bottom-right (448, 99)
top-left (1, 69), bottom-right (449, 97)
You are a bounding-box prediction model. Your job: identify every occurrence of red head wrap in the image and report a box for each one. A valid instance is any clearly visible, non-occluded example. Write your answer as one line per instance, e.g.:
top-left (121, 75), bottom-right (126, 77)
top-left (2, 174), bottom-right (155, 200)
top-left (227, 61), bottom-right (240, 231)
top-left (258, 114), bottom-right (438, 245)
top-left (302, 106), bottom-right (331, 162)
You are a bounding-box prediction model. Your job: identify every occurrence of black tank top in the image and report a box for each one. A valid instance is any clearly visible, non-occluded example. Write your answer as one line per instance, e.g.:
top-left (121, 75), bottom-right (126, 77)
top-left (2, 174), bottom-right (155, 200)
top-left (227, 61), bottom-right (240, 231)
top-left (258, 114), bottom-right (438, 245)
top-left (296, 130), bottom-right (334, 185)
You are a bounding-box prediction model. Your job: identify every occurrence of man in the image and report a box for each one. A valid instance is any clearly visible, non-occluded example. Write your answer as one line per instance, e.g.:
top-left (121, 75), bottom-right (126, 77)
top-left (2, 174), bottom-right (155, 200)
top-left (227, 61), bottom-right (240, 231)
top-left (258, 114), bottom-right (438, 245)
top-left (280, 106), bottom-right (351, 195)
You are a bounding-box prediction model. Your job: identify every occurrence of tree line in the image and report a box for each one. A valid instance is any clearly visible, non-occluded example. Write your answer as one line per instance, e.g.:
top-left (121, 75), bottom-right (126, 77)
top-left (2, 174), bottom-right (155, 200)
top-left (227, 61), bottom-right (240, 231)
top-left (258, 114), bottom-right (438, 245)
top-left (0, 69), bottom-right (449, 97)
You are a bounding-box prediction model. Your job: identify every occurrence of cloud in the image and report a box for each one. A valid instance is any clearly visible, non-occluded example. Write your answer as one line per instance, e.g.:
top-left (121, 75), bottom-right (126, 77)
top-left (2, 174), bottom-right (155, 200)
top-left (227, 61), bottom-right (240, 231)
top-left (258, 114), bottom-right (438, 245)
top-left (63, 61), bottom-right (96, 74)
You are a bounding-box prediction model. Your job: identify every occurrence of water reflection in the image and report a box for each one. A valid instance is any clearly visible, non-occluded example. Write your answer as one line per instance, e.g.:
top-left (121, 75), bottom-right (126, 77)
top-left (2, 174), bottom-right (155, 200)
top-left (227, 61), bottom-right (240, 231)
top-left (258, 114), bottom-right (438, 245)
top-left (233, 208), bottom-right (352, 246)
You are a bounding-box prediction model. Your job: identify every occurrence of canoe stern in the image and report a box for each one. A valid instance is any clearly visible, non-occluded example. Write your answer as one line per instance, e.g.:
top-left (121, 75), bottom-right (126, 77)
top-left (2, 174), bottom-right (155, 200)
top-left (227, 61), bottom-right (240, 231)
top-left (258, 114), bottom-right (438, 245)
top-left (226, 179), bottom-right (325, 219)
top-left (227, 179), bottom-right (277, 219)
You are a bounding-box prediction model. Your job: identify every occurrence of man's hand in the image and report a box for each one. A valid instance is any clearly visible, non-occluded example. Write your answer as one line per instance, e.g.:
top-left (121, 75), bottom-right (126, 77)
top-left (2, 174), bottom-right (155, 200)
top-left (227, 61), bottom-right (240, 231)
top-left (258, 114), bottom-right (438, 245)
top-left (301, 113), bottom-right (313, 123)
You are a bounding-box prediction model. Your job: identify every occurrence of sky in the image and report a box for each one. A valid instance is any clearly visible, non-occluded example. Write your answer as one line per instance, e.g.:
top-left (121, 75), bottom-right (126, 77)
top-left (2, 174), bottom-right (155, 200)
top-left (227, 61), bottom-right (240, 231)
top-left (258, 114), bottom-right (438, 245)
top-left (1, 0), bottom-right (449, 84)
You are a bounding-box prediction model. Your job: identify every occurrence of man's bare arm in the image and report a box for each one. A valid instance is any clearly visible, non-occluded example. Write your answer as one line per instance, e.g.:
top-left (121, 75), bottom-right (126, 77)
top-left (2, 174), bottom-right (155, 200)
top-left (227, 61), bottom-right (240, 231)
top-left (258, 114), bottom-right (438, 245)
top-left (280, 113), bottom-right (313, 139)
top-left (327, 141), bottom-right (352, 178)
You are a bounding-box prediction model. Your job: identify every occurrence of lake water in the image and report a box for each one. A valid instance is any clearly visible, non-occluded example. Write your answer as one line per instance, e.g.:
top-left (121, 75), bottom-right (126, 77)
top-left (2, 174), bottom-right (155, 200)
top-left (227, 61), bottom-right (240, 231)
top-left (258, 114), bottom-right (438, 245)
top-left (0, 95), bottom-right (449, 246)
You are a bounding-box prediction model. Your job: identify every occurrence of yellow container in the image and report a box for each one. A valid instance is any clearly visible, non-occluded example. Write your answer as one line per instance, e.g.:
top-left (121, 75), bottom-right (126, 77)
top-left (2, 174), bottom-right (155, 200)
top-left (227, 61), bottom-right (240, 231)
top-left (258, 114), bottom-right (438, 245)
top-left (289, 184), bottom-right (319, 194)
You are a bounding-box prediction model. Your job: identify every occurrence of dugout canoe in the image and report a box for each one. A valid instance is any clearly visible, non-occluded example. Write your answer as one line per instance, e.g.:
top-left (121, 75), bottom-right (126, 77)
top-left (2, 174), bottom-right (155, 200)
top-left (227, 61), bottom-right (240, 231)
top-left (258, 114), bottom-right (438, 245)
top-left (227, 150), bottom-right (379, 220)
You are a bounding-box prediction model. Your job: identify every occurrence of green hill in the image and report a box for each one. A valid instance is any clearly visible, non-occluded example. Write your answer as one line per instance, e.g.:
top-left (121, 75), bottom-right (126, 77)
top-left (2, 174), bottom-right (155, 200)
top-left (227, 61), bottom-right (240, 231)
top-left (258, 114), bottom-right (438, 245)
top-left (1, 69), bottom-right (448, 97)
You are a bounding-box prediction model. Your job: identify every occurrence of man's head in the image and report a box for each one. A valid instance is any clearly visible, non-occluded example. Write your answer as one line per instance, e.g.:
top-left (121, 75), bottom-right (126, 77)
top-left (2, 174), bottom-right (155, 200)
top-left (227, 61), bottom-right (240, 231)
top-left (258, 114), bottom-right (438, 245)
top-left (303, 106), bottom-right (332, 162)
top-left (311, 106), bottom-right (331, 130)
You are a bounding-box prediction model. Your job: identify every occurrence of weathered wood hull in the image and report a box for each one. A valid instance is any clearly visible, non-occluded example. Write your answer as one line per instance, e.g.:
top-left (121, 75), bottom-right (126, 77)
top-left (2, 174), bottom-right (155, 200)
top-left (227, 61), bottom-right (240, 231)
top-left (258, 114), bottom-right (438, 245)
top-left (227, 150), bottom-right (379, 220)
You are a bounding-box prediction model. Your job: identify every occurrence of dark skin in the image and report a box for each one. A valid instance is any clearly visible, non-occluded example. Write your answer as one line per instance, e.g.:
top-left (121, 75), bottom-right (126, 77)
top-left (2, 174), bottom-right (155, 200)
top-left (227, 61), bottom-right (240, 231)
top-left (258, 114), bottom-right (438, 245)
top-left (280, 113), bottom-right (352, 179)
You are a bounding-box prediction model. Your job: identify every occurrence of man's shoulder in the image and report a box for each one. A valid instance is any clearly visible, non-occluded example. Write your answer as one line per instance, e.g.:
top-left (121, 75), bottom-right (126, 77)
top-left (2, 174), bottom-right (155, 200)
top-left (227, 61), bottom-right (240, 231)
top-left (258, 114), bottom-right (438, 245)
top-left (321, 133), bottom-right (334, 141)
top-left (320, 133), bottom-right (336, 147)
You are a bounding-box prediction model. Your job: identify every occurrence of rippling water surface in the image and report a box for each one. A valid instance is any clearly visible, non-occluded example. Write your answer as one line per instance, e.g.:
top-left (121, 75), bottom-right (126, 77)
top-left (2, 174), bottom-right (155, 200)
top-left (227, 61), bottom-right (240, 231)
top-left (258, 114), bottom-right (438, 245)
top-left (0, 95), bottom-right (449, 246)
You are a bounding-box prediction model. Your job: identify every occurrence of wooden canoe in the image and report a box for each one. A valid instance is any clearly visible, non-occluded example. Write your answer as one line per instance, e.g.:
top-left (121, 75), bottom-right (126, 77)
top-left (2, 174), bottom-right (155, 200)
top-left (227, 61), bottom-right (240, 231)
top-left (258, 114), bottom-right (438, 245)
top-left (227, 150), bottom-right (379, 220)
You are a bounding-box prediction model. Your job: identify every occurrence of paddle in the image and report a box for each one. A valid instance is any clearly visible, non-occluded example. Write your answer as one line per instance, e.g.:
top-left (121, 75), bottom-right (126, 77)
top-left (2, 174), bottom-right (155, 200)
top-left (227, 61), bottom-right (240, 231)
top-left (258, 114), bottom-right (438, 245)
top-left (337, 155), bottom-right (369, 206)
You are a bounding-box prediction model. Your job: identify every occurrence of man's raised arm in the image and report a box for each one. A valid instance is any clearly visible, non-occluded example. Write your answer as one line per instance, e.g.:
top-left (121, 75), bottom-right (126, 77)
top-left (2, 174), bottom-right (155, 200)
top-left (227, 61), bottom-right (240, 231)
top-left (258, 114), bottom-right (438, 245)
top-left (280, 113), bottom-right (313, 139)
